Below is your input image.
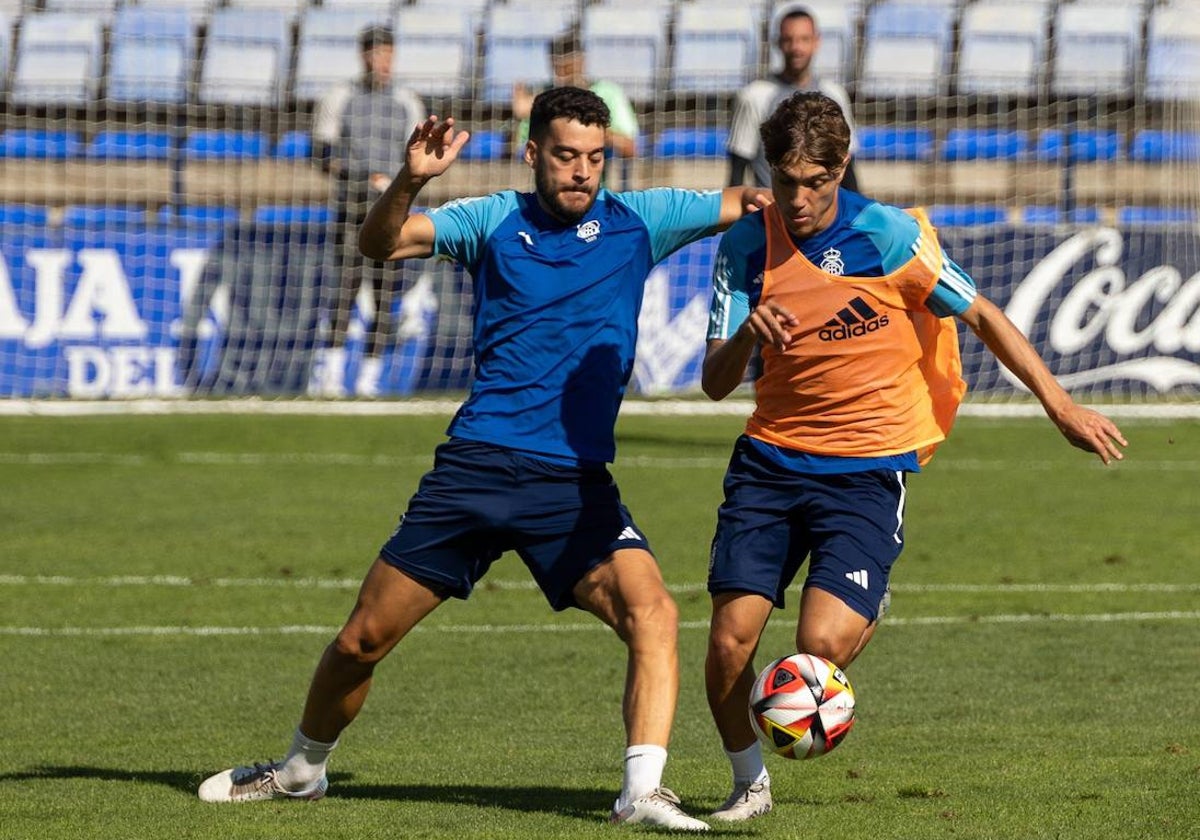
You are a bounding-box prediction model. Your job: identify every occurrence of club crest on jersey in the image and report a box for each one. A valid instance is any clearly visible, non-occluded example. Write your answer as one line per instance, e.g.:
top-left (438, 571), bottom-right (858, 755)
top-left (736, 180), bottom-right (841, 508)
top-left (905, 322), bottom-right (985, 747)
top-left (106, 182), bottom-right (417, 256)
top-left (576, 219), bottom-right (601, 242)
top-left (819, 296), bottom-right (890, 341)
top-left (820, 247), bottom-right (845, 275)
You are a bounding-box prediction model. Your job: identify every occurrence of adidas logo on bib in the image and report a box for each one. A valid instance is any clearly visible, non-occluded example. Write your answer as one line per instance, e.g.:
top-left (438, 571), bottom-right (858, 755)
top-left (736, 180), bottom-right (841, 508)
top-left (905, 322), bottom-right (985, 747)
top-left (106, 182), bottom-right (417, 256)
top-left (819, 296), bottom-right (890, 342)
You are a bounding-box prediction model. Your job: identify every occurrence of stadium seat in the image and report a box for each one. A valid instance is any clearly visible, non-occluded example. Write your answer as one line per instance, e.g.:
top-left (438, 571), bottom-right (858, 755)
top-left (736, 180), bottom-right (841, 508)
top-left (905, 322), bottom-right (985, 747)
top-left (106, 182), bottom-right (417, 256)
top-left (457, 130), bottom-right (508, 161)
top-left (670, 4), bottom-right (760, 94)
top-left (481, 5), bottom-right (575, 103)
top-left (0, 130), bottom-right (84, 159)
top-left (856, 126), bottom-right (935, 161)
top-left (1145, 6), bottom-right (1200, 101)
top-left (1020, 206), bottom-right (1102, 225)
top-left (294, 6), bottom-right (391, 102)
top-left (768, 0), bottom-right (859, 86)
top-left (1034, 130), bottom-right (1122, 164)
top-left (222, 0), bottom-right (308, 21)
top-left (62, 205), bottom-right (149, 228)
top-left (11, 12), bottom-right (104, 106)
top-left (652, 128), bottom-right (729, 159)
top-left (253, 204), bottom-right (333, 225)
top-left (42, 0), bottom-right (119, 23)
top-left (858, 1), bottom-right (955, 98)
top-left (131, 0), bottom-right (216, 24)
top-left (927, 204), bottom-right (1009, 227)
top-left (198, 8), bottom-right (291, 106)
top-left (393, 6), bottom-right (477, 98)
top-left (273, 131), bottom-right (312, 161)
top-left (157, 205), bottom-right (241, 227)
top-left (1116, 206), bottom-right (1198, 225)
top-left (0, 204), bottom-right (51, 226)
top-left (580, 5), bottom-right (666, 103)
top-left (957, 1), bottom-right (1049, 97)
top-left (184, 130), bottom-right (270, 160)
top-left (86, 130), bottom-right (175, 161)
top-left (107, 7), bottom-right (195, 104)
top-left (1129, 130), bottom-right (1200, 162)
top-left (1052, 2), bottom-right (1140, 98)
top-left (941, 129), bottom-right (1030, 162)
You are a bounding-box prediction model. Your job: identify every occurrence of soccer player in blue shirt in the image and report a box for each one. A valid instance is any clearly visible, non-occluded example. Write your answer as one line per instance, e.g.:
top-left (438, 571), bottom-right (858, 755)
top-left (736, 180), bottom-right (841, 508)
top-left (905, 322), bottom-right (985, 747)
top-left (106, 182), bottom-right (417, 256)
top-left (198, 87), bottom-right (768, 831)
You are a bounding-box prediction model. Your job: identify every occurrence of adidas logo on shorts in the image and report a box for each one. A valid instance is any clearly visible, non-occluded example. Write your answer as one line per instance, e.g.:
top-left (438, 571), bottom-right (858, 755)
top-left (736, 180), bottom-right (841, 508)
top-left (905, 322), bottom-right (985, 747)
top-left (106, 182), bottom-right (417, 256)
top-left (845, 569), bottom-right (870, 589)
top-left (819, 297), bottom-right (889, 342)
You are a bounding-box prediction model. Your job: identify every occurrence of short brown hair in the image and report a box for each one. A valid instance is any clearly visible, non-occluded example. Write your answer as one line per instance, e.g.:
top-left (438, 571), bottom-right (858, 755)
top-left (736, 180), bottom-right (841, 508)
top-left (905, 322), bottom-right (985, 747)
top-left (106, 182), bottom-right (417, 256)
top-left (760, 91), bottom-right (850, 173)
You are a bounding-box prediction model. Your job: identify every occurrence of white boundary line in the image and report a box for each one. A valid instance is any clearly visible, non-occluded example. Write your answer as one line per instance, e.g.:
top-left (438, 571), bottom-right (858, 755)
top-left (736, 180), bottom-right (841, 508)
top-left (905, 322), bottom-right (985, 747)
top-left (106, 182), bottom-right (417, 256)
top-left (3, 611), bottom-right (1199, 637)
top-left (2, 398), bottom-right (1199, 419)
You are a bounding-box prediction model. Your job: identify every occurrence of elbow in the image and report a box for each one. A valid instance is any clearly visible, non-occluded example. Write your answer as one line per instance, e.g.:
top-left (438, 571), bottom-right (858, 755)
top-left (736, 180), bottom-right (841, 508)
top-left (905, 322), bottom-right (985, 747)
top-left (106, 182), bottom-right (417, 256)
top-left (357, 228), bottom-right (391, 262)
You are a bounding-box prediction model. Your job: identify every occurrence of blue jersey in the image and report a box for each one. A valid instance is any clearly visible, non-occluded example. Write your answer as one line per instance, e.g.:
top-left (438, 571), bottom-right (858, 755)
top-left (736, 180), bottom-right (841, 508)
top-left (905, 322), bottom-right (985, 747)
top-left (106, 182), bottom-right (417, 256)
top-left (707, 189), bottom-right (978, 475)
top-left (429, 187), bottom-right (724, 464)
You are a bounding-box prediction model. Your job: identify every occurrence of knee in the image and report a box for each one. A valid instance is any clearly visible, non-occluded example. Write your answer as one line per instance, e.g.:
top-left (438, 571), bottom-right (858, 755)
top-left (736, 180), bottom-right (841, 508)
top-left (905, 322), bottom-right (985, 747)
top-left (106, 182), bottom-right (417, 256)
top-left (620, 589), bottom-right (679, 645)
top-left (331, 616), bottom-right (396, 667)
top-left (707, 622), bottom-right (759, 671)
top-left (795, 626), bottom-right (861, 669)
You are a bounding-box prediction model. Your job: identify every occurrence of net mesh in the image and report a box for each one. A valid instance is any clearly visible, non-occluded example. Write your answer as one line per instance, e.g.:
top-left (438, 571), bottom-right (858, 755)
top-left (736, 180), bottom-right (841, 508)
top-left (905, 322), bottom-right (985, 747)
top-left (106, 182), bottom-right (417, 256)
top-left (0, 0), bottom-right (1196, 401)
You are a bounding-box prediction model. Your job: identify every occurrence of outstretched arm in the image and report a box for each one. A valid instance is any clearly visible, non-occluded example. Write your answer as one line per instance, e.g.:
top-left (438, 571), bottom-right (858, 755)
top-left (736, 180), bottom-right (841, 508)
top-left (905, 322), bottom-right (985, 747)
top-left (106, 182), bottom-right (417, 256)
top-left (359, 116), bottom-right (471, 262)
top-left (958, 295), bottom-right (1127, 464)
top-left (715, 187), bottom-right (773, 231)
top-left (702, 301), bottom-right (798, 401)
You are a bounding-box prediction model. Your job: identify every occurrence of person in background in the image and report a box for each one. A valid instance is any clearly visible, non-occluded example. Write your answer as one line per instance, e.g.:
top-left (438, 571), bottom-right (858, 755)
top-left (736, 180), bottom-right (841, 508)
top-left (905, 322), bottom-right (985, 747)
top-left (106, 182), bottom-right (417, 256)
top-left (727, 4), bottom-right (860, 192)
top-left (512, 29), bottom-right (639, 186)
top-left (310, 24), bottom-right (427, 398)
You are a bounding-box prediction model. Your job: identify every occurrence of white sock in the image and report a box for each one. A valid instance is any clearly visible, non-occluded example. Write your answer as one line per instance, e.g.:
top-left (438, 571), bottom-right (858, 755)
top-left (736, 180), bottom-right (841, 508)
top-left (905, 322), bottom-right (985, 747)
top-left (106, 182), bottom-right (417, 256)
top-left (355, 355), bottom-right (383, 397)
top-left (277, 729), bottom-right (337, 791)
top-left (726, 742), bottom-right (769, 786)
top-left (615, 744), bottom-right (668, 811)
top-left (321, 347), bottom-right (347, 395)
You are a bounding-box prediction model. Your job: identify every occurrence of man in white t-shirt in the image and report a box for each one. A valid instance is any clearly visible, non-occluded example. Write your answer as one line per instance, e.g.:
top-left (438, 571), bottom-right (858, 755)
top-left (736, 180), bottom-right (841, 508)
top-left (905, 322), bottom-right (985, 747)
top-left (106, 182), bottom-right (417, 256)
top-left (726, 4), bottom-right (859, 192)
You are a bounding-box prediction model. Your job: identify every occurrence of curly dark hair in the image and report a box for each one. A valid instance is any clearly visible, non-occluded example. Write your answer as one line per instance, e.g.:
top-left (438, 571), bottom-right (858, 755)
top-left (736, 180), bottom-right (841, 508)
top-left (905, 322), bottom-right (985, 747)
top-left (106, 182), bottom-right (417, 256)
top-left (529, 86), bottom-right (611, 143)
top-left (760, 91), bottom-right (850, 174)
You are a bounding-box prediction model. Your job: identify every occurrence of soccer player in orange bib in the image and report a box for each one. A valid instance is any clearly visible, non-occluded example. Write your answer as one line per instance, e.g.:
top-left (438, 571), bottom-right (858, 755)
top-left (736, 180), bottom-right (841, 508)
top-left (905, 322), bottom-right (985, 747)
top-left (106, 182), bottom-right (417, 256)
top-left (700, 92), bottom-right (1127, 822)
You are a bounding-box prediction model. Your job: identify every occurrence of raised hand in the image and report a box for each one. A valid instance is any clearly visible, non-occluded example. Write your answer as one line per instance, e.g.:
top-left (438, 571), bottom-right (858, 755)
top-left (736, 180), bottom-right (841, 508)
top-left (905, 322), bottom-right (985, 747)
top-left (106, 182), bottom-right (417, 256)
top-left (406, 116), bottom-right (471, 180)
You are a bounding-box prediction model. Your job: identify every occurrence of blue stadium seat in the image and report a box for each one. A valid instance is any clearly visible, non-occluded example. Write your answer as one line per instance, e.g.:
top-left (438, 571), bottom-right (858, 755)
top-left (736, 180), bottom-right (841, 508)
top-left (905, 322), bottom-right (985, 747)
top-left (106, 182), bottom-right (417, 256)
top-left (42, 0), bottom-right (120, 23)
top-left (957, 1), bottom-right (1050, 96)
top-left (273, 131), bottom-right (312, 160)
top-left (184, 130), bottom-right (270, 160)
top-left (157, 205), bottom-right (241, 227)
top-left (107, 6), bottom-right (194, 104)
top-left (1052, 2), bottom-right (1140, 98)
top-left (940, 128), bottom-right (1030, 162)
top-left (1145, 6), bottom-right (1200, 101)
top-left (481, 5), bottom-right (575, 103)
top-left (859, 1), bottom-right (955, 98)
top-left (670, 4), bottom-right (760, 94)
top-left (294, 6), bottom-right (390, 102)
top-left (253, 205), bottom-right (332, 225)
top-left (457, 130), bottom-right (508, 161)
top-left (1034, 130), bottom-right (1122, 164)
top-left (62, 205), bottom-right (148, 228)
top-left (856, 126), bottom-right (935, 161)
top-left (393, 6), bottom-right (477, 98)
top-left (927, 204), bottom-right (1009, 227)
top-left (1021, 206), bottom-right (1102, 225)
top-left (653, 128), bottom-right (729, 159)
top-left (1129, 130), bottom-right (1200, 162)
top-left (1116, 206), bottom-right (1198, 225)
top-left (0, 130), bottom-right (84, 159)
top-left (11, 12), bottom-right (104, 105)
top-left (198, 8), bottom-right (291, 105)
top-left (87, 131), bottom-right (175, 161)
top-left (581, 5), bottom-right (666, 103)
top-left (0, 204), bottom-right (51, 226)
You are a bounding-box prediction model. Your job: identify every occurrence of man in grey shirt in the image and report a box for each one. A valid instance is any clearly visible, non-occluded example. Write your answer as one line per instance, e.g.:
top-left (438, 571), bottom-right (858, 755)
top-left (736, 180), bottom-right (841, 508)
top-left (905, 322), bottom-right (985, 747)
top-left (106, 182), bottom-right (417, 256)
top-left (726, 4), bottom-right (859, 192)
top-left (311, 24), bottom-right (427, 397)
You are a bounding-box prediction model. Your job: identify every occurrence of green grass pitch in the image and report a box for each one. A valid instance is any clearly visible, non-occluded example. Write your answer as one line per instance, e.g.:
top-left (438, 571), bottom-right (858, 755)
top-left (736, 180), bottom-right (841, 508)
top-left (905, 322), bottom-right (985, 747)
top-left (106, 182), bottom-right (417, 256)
top-left (1, 410), bottom-right (1197, 839)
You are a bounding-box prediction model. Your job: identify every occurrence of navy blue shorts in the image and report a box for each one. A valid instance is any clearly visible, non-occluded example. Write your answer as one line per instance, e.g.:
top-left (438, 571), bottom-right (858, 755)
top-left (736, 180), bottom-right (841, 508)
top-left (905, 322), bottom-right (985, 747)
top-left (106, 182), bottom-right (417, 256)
top-left (708, 436), bottom-right (906, 621)
top-left (380, 438), bottom-right (652, 611)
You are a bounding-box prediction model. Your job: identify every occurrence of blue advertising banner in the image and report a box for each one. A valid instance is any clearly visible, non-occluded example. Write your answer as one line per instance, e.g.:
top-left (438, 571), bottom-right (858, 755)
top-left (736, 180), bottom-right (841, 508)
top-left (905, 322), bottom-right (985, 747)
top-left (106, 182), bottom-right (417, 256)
top-left (1, 222), bottom-right (1197, 398)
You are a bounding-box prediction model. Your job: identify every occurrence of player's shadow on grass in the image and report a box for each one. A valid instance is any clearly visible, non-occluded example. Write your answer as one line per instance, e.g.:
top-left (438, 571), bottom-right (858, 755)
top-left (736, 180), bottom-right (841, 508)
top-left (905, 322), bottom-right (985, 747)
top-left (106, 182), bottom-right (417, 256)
top-left (0, 765), bottom-right (200, 794)
top-left (331, 775), bottom-right (611, 819)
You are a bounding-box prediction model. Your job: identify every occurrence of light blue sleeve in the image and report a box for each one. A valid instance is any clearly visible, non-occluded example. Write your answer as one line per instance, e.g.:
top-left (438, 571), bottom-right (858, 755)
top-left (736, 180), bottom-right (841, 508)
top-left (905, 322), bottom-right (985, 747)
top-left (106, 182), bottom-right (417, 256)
top-left (610, 187), bottom-right (724, 264)
top-left (853, 203), bottom-right (978, 317)
top-left (706, 217), bottom-right (764, 340)
top-left (427, 191), bottom-right (521, 272)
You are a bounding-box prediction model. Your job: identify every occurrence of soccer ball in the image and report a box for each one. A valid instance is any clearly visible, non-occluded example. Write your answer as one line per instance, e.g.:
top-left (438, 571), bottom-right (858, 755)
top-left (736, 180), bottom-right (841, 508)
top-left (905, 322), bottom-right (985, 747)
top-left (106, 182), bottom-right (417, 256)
top-left (749, 653), bottom-right (856, 760)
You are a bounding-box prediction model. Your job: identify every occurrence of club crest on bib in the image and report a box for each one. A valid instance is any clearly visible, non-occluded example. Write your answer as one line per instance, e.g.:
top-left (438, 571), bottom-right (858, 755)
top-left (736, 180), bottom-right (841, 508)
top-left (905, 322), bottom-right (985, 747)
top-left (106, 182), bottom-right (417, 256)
top-left (819, 247), bottom-right (845, 275)
top-left (576, 219), bottom-right (601, 242)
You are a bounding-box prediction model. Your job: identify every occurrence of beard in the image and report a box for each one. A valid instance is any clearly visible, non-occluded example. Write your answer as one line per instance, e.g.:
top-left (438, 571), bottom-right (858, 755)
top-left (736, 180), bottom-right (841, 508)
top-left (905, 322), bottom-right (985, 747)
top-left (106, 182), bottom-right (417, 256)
top-left (534, 166), bottom-right (597, 225)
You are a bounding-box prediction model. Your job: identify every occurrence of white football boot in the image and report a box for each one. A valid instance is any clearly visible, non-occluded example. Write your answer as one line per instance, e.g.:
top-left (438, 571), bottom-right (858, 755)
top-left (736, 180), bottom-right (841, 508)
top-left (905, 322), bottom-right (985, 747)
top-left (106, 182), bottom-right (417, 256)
top-left (710, 779), bottom-right (773, 822)
top-left (198, 761), bottom-right (327, 803)
top-left (610, 787), bottom-right (710, 831)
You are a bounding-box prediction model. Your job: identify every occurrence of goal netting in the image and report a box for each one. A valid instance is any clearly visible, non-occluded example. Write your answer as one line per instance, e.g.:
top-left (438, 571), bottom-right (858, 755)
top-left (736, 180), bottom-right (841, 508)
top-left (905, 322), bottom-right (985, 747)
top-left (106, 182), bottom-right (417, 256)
top-left (0, 0), bottom-right (1196, 404)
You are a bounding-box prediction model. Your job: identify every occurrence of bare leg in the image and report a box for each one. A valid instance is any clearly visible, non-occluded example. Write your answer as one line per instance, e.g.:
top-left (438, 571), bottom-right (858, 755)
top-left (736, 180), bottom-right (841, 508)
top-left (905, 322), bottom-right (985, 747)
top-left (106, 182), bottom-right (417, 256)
top-left (795, 586), bottom-right (876, 669)
top-left (705, 592), bottom-right (774, 751)
top-left (299, 557), bottom-right (444, 742)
